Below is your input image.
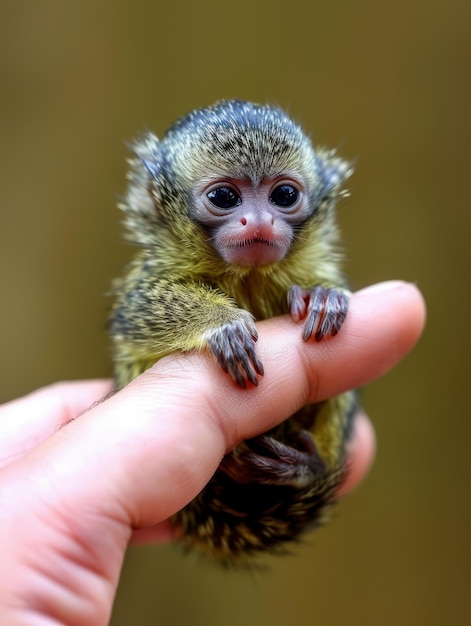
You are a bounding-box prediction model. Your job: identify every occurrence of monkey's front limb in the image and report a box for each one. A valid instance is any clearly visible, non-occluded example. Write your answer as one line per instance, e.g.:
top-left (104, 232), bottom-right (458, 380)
top-left (288, 285), bottom-right (349, 342)
top-left (110, 278), bottom-right (263, 388)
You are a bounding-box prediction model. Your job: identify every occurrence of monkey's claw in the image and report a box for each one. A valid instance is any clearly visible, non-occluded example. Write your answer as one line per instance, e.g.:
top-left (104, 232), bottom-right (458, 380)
top-left (205, 318), bottom-right (264, 388)
top-left (288, 285), bottom-right (349, 342)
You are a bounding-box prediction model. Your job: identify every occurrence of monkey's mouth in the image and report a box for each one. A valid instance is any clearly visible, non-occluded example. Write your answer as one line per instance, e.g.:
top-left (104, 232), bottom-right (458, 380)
top-left (224, 236), bottom-right (288, 266)
top-left (234, 236), bottom-right (282, 248)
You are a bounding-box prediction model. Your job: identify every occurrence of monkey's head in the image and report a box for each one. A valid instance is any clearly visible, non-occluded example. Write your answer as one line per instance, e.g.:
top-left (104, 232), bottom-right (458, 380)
top-left (128, 100), bottom-right (350, 268)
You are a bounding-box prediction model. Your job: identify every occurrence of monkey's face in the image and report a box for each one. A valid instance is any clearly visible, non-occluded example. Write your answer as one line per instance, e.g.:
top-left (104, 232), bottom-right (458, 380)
top-left (191, 173), bottom-right (311, 267)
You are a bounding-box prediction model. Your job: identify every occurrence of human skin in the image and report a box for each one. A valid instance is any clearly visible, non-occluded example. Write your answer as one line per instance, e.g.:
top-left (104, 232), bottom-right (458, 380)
top-left (0, 281), bottom-right (425, 626)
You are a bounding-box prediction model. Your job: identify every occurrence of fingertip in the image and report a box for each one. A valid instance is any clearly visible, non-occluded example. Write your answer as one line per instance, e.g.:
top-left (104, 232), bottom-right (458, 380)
top-left (355, 280), bottom-right (426, 340)
top-left (338, 411), bottom-right (376, 496)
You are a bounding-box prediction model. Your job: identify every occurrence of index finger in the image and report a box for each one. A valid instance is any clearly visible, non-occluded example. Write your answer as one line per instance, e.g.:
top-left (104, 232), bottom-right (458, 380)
top-left (0, 380), bottom-right (113, 468)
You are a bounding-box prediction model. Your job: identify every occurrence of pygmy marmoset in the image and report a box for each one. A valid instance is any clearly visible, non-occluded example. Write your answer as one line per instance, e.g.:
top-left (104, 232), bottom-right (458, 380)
top-left (109, 100), bottom-right (357, 564)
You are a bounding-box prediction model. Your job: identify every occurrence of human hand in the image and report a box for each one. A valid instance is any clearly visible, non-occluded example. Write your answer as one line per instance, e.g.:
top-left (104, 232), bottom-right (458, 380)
top-left (0, 281), bottom-right (425, 626)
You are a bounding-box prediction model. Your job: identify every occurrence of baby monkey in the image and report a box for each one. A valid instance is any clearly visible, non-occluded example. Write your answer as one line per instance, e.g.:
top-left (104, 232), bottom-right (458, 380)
top-left (110, 100), bottom-right (357, 564)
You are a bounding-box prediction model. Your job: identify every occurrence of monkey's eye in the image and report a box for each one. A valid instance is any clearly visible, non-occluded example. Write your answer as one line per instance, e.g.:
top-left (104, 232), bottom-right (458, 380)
top-left (207, 187), bottom-right (241, 209)
top-left (269, 184), bottom-right (299, 208)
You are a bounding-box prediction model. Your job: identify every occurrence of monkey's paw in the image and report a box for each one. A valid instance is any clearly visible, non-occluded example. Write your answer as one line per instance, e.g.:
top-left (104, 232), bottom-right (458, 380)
top-left (219, 431), bottom-right (326, 488)
top-left (204, 317), bottom-right (264, 388)
top-left (288, 285), bottom-right (349, 342)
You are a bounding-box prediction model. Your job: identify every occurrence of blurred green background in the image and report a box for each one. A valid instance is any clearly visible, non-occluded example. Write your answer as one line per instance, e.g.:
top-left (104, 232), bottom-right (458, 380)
top-left (1, 0), bottom-right (469, 624)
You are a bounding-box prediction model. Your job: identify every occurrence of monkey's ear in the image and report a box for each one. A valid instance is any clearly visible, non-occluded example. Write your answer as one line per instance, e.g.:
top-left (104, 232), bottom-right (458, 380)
top-left (317, 151), bottom-right (353, 197)
top-left (132, 132), bottom-right (162, 180)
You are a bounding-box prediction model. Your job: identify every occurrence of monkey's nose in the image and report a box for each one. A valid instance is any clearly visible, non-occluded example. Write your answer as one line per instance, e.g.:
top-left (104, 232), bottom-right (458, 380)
top-left (240, 211), bottom-right (275, 228)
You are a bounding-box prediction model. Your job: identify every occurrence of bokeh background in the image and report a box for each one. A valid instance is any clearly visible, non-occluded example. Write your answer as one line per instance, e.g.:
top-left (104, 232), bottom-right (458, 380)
top-left (1, 1), bottom-right (469, 624)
